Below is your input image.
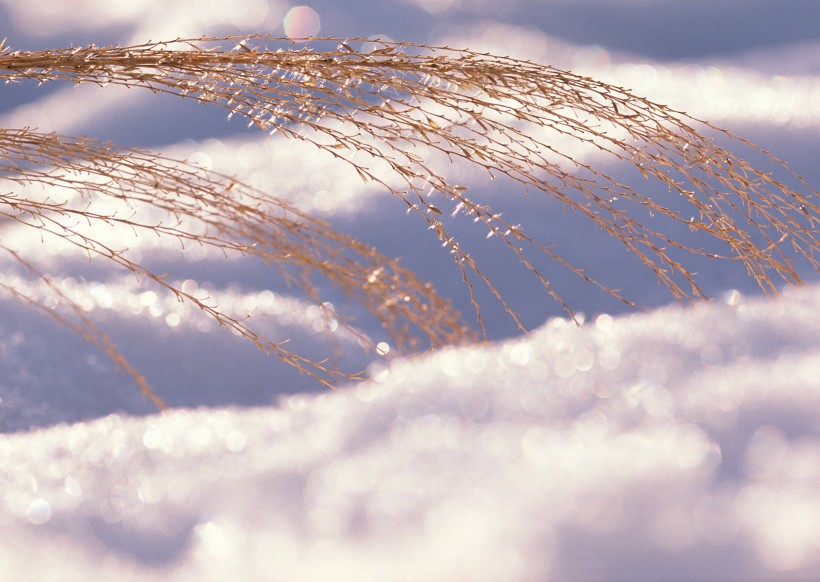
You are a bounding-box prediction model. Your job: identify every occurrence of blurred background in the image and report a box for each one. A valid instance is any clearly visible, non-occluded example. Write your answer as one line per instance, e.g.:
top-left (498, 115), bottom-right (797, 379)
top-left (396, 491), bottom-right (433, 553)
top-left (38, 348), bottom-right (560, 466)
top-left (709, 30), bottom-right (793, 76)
top-left (0, 0), bottom-right (818, 427)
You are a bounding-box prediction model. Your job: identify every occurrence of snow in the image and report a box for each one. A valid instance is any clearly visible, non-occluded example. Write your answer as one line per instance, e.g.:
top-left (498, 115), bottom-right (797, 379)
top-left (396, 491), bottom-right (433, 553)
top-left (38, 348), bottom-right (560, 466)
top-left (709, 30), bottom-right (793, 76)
top-left (1, 1), bottom-right (819, 580)
top-left (2, 287), bottom-right (820, 580)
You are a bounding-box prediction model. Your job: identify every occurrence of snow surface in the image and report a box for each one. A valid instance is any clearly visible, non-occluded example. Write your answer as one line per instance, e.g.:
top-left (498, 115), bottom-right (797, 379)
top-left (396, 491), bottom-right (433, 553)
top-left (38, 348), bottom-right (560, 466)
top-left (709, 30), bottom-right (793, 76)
top-left (1, 1), bottom-right (819, 580)
top-left (2, 287), bottom-right (820, 580)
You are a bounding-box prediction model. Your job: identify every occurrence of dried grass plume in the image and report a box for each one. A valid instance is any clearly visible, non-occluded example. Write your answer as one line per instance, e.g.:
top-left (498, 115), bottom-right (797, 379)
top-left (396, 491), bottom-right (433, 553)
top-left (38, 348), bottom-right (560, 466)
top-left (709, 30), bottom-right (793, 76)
top-left (0, 35), bottom-right (817, 405)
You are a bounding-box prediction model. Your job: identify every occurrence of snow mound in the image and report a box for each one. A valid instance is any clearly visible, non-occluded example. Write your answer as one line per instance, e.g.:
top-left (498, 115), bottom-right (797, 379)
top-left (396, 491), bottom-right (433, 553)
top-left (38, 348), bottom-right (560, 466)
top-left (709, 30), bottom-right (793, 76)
top-left (2, 285), bottom-right (819, 580)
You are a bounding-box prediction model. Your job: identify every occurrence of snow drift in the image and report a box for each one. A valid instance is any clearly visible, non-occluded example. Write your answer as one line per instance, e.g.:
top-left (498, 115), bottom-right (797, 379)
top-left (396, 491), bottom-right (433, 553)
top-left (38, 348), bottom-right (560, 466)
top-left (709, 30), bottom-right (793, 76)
top-left (2, 284), bottom-right (818, 580)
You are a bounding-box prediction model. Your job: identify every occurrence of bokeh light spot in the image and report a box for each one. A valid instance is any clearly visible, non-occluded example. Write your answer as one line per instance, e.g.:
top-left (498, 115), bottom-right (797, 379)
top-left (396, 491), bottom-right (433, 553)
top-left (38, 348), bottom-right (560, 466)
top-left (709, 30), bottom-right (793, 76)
top-left (26, 498), bottom-right (52, 525)
top-left (283, 6), bottom-right (321, 39)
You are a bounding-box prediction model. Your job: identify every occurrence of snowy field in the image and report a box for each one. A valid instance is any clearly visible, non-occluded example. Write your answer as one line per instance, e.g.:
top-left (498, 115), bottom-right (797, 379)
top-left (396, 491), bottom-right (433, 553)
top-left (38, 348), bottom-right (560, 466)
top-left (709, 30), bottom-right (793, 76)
top-left (1, 1), bottom-right (819, 580)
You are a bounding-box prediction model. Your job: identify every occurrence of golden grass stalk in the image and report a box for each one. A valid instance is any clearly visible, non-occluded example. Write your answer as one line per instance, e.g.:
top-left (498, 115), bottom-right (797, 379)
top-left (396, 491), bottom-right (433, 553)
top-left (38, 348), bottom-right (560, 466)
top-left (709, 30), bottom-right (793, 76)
top-left (0, 35), bottom-right (817, 402)
top-left (0, 245), bottom-right (166, 409)
top-left (0, 127), bottom-right (469, 390)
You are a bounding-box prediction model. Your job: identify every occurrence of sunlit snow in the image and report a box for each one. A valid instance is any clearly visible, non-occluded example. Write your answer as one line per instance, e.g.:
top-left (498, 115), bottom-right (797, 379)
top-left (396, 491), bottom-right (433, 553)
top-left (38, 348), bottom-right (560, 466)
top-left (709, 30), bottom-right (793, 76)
top-left (1, 1), bottom-right (818, 580)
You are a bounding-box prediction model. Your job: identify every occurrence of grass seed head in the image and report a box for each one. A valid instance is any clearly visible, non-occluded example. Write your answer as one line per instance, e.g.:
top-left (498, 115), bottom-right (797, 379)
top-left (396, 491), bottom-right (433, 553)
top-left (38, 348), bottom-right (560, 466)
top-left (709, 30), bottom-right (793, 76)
top-left (0, 35), bottom-right (817, 404)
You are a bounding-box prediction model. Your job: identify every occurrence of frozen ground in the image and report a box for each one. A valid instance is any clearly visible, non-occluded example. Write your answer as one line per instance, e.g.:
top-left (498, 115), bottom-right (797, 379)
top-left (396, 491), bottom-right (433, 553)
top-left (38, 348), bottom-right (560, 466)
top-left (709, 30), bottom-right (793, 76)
top-left (1, 1), bottom-right (819, 580)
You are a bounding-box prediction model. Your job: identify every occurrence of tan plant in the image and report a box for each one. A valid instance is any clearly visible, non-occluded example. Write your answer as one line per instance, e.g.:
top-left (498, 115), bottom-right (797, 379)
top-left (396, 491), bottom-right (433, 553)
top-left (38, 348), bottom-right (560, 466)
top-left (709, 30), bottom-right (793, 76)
top-left (0, 35), bottom-right (817, 405)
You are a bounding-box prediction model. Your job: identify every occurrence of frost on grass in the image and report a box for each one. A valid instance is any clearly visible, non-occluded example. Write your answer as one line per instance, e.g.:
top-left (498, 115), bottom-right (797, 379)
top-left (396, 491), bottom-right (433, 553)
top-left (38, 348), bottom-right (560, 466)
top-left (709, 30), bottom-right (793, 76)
top-left (0, 35), bottom-right (817, 402)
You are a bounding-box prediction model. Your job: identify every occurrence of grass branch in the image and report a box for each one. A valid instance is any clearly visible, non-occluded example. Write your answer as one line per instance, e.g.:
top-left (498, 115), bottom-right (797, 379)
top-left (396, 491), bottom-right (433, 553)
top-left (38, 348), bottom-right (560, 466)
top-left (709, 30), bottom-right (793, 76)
top-left (0, 35), bottom-right (817, 404)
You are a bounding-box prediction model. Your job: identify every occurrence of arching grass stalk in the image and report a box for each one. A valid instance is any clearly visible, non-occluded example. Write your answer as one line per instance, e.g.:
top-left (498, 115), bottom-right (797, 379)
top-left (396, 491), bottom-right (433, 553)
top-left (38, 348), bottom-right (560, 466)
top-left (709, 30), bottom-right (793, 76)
top-left (0, 35), bottom-right (817, 403)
